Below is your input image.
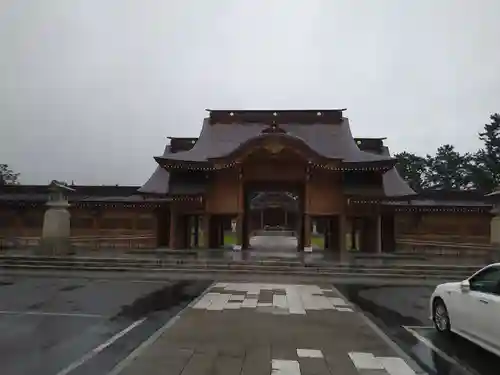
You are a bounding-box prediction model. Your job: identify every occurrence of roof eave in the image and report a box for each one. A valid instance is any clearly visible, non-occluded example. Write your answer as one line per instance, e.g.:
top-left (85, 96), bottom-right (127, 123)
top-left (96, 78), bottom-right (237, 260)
top-left (341, 159), bottom-right (396, 171)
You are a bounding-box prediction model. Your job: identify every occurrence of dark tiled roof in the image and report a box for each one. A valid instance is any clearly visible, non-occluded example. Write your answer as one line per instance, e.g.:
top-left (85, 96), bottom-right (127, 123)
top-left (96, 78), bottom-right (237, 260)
top-left (0, 184), bottom-right (140, 199)
top-left (155, 117), bottom-right (392, 164)
top-left (142, 113), bottom-right (414, 197)
top-left (0, 184), bottom-right (158, 205)
top-left (372, 146), bottom-right (416, 197)
top-left (168, 137), bottom-right (198, 153)
top-left (138, 145), bottom-right (171, 195)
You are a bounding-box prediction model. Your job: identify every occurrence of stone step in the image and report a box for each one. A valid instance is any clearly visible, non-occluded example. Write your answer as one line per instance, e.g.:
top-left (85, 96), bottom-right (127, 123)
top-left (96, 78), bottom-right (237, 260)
top-left (0, 255), bottom-right (484, 271)
top-left (0, 258), bottom-right (475, 277)
top-left (0, 263), bottom-right (470, 280)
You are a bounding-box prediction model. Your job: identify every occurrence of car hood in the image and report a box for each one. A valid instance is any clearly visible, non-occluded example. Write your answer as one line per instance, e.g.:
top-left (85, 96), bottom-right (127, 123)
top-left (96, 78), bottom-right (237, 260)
top-left (435, 281), bottom-right (462, 292)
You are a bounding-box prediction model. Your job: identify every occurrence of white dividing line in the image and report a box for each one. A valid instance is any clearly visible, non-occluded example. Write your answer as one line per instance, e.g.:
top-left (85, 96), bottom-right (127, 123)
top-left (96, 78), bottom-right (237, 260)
top-left (0, 310), bottom-right (104, 319)
top-left (332, 286), bottom-right (426, 375)
top-left (106, 282), bottom-right (214, 375)
top-left (403, 326), bottom-right (470, 372)
top-left (349, 352), bottom-right (417, 375)
top-left (271, 359), bottom-right (301, 375)
top-left (348, 352), bottom-right (385, 370)
top-left (380, 357), bottom-right (419, 375)
top-left (55, 317), bottom-right (146, 375)
top-left (296, 348), bottom-right (323, 358)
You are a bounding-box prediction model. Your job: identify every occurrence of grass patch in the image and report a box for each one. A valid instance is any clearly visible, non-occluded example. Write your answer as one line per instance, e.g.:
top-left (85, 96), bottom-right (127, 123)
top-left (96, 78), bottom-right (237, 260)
top-left (311, 235), bottom-right (325, 249)
top-left (224, 232), bottom-right (236, 245)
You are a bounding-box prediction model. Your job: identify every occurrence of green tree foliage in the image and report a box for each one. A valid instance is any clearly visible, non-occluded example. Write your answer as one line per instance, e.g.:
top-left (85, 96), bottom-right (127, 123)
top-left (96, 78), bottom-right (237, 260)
top-left (470, 113), bottom-right (500, 192)
top-left (0, 164), bottom-right (19, 185)
top-left (394, 152), bottom-right (429, 192)
top-left (395, 113), bottom-right (500, 192)
top-left (424, 145), bottom-right (472, 190)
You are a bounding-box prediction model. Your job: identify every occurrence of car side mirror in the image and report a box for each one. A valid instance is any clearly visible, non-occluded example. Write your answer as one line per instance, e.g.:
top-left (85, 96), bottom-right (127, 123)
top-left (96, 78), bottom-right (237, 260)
top-left (460, 280), bottom-right (470, 293)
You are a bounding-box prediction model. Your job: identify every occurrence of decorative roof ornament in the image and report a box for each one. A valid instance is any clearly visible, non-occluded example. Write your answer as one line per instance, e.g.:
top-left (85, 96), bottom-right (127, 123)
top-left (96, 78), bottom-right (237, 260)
top-left (261, 120), bottom-right (287, 134)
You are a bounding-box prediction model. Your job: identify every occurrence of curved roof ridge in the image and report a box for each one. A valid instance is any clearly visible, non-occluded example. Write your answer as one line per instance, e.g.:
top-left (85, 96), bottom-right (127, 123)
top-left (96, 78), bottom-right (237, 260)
top-left (380, 146), bottom-right (416, 197)
top-left (334, 118), bottom-right (390, 162)
top-left (138, 144), bottom-right (171, 194)
top-left (211, 130), bottom-right (312, 160)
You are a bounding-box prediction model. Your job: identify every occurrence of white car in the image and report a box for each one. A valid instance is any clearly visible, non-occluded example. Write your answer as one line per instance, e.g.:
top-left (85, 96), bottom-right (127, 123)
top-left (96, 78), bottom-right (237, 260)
top-left (430, 263), bottom-right (500, 357)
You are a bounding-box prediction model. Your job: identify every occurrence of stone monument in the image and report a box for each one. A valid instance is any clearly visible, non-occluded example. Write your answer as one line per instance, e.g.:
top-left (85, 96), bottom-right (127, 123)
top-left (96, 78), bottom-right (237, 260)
top-left (39, 180), bottom-right (75, 255)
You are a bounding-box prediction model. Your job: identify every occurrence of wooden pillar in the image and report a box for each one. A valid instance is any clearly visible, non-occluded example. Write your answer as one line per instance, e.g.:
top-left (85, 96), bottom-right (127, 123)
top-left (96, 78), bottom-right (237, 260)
top-left (381, 214), bottom-right (395, 252)
top-left (243, 212), bottom-right (250, 249)
top-left (339, 215), bottom-right (347, 254)
top-left (168, 208), bottom-right (177, 249)
top-left (193, 215), bottom-right (199, 248)
top-left (350, 218), bottom-right (357, 251)
top-left (304, 214), bottom-right (312, 252)
top-left (201, 214), bottom-right (210, 248)
top-left (177, 215), bottom-right (187, 249)
top-left (303, 165), bottom-right (311, 252)
top-left (324, 218), bottom-right (330, 250)
top-left (376, 215), bottom-right (382, 253)
top-left (234, 213), bottom-right (243, 251)
top-left (296, 213), bottom-right (303, 251)
top-left (234, 166), bottom-right (244, 250)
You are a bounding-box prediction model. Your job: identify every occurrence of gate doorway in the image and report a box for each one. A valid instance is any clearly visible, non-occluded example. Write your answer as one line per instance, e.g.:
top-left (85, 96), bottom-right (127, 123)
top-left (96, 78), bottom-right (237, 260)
top-left (243, 182), bottom-right (304, 251)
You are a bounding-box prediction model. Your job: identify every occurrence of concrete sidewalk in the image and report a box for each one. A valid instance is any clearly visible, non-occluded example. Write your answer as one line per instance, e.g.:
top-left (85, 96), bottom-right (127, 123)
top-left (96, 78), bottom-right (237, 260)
top-left (109, 282), bottom-right (424, 375)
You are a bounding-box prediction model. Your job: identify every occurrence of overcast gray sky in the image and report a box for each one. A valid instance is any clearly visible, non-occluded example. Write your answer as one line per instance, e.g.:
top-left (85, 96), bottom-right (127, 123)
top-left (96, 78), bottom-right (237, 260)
top-left (1, 0), bottom-right (499, 185)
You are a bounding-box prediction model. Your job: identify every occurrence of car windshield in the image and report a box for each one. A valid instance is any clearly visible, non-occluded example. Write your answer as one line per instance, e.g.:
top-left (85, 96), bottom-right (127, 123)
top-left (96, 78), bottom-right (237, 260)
top-left (469, 266), bottom-right (500, 294)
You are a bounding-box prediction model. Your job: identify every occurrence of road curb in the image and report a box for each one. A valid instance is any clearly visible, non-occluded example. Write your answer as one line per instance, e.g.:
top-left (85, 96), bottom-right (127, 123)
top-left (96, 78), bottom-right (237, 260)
top-left (106, 281), bottom-right (215, 375)
top-left (332, 285), bottom-right (428, 375)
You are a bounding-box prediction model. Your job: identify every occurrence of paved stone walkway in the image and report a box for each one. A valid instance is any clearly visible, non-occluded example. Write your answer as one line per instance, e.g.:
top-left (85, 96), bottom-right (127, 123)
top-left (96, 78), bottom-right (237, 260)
top-left (110, 282), bottom-right (420, 375)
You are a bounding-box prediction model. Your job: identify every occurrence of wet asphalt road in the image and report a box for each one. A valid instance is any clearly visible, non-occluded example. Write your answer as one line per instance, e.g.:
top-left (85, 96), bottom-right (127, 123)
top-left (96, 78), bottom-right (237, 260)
top-left (335, 283), bottom-right (500, 375)
top-left (0, 276), bottom-right (211, 375)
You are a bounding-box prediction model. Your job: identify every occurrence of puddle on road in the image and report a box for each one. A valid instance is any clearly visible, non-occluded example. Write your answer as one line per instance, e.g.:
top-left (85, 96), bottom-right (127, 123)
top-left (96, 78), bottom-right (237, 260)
top-left (60, 284), bottom-right (85, 292)
top-left (114, 280), bottom-right (211, 321)
top-left (338, 284), bottom-right (422, 326)
top-left (407, 327), bottom-right (500, 375)
top-left (336, 284), bottom-right (500, 375)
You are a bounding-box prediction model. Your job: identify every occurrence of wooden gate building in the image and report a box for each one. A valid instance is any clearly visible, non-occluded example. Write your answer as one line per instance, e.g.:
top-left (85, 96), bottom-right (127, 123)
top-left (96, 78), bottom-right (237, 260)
top-left (139, 109), bottom-right (416, 253)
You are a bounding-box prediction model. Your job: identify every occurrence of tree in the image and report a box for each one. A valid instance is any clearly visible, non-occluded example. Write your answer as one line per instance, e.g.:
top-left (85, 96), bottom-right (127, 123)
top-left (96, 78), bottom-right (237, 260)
top-left (470, 113), bottom-right (500, 192)
top-left (0, 164), bottom-right (19, 185)
top-left (425, 144), bottom-right (473, 190)
top-left (394, 152), bottom-right (430, 192)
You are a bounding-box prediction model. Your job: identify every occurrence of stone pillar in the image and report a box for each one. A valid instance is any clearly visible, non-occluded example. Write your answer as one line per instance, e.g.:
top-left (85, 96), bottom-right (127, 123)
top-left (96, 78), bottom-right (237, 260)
top-left (39, 181), bottom-right (75, 255)
top-left (303, 214), bottom-right (312, 252)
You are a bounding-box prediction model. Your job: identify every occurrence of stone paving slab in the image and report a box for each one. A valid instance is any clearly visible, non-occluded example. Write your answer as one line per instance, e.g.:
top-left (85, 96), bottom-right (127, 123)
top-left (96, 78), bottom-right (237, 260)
top-left (109, 282), bottom-right (422, 375)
